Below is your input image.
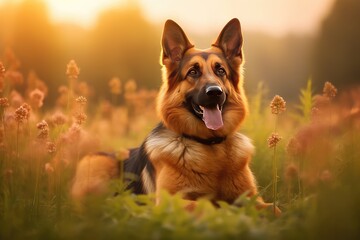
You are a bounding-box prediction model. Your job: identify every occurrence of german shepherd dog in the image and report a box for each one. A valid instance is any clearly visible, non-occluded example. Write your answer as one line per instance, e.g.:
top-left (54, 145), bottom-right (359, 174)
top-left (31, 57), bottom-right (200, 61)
top-left (72, 18), bottom-right (279, 213)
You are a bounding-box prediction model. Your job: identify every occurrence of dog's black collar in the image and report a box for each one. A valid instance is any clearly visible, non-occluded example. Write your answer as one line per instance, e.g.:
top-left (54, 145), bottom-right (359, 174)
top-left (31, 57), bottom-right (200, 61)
top-left (182, 133), bottom-right (226, 145)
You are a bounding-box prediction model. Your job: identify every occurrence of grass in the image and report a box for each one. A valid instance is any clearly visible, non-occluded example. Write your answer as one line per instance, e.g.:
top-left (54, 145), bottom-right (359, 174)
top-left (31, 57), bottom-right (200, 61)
top-left (1, 59), bottom-right (360, 239)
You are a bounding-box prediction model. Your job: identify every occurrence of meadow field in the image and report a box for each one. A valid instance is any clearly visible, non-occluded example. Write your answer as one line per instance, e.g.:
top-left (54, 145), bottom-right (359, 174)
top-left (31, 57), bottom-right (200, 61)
top-left (1, 57), bottom-right (360, 240)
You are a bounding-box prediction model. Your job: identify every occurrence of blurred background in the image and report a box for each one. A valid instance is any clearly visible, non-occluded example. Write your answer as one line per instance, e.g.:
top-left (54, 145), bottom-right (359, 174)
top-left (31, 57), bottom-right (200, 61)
top-left (0, 0), bottom-right (359, 106)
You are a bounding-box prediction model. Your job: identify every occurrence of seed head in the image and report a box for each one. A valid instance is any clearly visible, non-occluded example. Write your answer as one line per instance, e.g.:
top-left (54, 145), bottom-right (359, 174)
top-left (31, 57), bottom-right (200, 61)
top-left (268, 133), bottom-right (282, 148)
top-left (270, 95), bottom-right (286, 114)
top-left (37, 128), bottom-right (49, 140)
top-left (75, 96), bottom-right (87, 106)
top-left (46, 141), bottom-right (56, 154)
top-left (22, 103), bottom-right (31, 113)
top-left (0, 98), bottom-right (10, 108)
top-left (36, 120), bottom-right (49, 139)
top-left (36, 120), bottom-right (48, 130)
top-left (14, 105), bottom-right (29, 123)
top-left (75, 112), bottom-right (87, 125)
top-left (66, 60), bottom-right (80, 79)
top-left (323, 82), bottom-right (337, 99)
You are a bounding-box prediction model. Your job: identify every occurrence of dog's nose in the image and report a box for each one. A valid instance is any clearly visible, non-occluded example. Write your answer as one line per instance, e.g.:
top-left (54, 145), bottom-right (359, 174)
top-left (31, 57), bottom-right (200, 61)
top-left (206, 85), bottom-right (223, 97)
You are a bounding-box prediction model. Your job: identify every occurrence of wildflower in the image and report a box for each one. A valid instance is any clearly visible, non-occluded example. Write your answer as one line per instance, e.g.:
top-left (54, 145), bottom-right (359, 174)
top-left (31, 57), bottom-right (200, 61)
top-left (36, 120), bottom-right (49, 139)
top-left (323, 82), bottom-right (337, 99)
top-left (0, 98), bottom-right (10, 108)
top-left (21, 103), bottom-right (31, 114)
top-left (21, 103), bottom-right (31, 119)
top-left (66, 60), bottom-right (80, 79)
top-left (270, 95), bottom-right (286, 115)
top-left (14, 105), bottom-right (29, 123)
top-left (109, 77), bottom-right (122, 95)
top-left (46, 141), bottom-right (56, 154)
top-left (38, 129), bottom-right (49, 140)
top-left (51, 111), bottom-right (67, 125)
top-left (45, 162), bottom-right (54, 173)
top-left (29, 88), bottom-right (45, 108)
top-left (36, 120), bottom-right (48, 130)
top-left (37, 124), bottom-right (48, 138)
top-left (75, 112), bottom-right (87, 125)
top-left (268, 133), bottom-right (282, 148)
top-left (75, 96), bottom-right (87, 106)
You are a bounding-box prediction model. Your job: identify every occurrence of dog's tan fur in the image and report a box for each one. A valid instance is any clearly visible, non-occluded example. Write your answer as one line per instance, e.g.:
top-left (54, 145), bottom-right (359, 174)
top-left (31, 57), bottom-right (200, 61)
top-left (144, 127), bottom-right (256, 204)
top-left (71, 154), bottom-right (120, 199)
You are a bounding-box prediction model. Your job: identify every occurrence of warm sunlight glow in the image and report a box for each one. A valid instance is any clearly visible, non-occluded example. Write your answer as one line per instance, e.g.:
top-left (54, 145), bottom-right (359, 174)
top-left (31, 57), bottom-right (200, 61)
top-left (45, 0), bottom-right (123, 28)
top-left (37, 0), bottom-right (335, 35)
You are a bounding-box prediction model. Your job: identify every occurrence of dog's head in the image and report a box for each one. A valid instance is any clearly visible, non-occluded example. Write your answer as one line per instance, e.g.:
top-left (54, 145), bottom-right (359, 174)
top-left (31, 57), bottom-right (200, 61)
top-left (157, 18), bottom-right (248, 138)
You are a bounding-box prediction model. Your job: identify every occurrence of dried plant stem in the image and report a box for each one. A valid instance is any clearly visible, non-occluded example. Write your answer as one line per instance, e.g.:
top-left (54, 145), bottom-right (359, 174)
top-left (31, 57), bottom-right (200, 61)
top-left (272, 146), bottom-right (278, 213)
top-left (67, 78), bottom-right (74, 115)
top-left (272, 117), bottom-right (278, 214)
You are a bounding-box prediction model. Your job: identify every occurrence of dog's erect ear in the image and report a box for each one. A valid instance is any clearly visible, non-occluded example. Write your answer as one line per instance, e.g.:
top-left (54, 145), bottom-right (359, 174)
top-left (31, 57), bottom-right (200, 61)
top-left (213, 18), bottom-right (243, 60)
top-left (162, 20), bottom-right (193, 65)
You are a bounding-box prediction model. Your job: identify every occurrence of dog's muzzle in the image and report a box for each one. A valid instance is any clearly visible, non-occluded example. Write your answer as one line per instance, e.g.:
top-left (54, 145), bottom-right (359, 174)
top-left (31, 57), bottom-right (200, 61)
top-left (190, 84), bottom-right (226, 130)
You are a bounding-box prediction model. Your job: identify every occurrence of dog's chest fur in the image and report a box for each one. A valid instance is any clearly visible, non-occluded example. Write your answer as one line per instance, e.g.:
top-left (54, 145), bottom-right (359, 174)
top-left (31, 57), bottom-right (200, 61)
top-left (144, 126), bottom-right (255, 203)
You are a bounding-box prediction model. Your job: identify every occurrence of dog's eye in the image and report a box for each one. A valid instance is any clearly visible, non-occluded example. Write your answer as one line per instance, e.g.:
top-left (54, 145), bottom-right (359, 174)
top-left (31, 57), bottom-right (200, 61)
top-left (187, 67), bottom-right (200, 78)
top-left (215, 65), bottom-right (226, 77)
top-left (214, 62), bottom-right (226, 77)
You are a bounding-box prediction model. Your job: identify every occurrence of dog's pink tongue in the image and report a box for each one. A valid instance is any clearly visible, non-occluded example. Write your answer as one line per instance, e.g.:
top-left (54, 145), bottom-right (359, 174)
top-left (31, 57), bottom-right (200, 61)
top-left (202, 105), bottom-right (223, 130)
